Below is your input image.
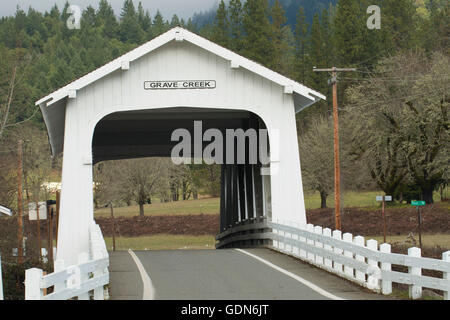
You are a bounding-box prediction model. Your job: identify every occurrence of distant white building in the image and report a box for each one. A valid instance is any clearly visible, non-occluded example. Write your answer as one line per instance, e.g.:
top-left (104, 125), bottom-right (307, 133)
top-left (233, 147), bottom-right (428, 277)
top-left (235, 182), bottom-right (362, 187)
top-left (41, 182), bottom-right (62, 193)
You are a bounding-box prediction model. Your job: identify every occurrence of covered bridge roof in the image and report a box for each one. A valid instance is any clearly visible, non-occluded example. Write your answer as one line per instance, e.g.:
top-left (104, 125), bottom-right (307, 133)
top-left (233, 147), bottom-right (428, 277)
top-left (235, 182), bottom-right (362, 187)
top-left (36, 27), bottom-right (325, 108)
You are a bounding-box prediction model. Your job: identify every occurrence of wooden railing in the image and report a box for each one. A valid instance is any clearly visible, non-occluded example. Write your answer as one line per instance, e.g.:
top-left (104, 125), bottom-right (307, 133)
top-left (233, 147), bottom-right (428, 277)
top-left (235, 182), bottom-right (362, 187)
top-left (25, 222), bottom-right (109, 300)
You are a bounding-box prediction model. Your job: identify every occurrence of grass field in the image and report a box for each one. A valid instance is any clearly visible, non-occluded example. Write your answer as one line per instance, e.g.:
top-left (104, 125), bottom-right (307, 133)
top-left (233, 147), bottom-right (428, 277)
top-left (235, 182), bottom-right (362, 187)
top-left (95, 197), bottom-right (220, 218)
top-left (95, 189), bottom-right (448, 218)
top-left (104, 234), bottom-right (216, 251)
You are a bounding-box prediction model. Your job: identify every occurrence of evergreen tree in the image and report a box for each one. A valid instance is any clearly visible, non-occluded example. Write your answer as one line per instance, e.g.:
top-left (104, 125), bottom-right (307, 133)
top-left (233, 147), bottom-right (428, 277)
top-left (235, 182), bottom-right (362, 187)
top-left (49, 5), bottom-right (60, 20)
top-left (170, 14), bottom-right (180, 28)
top-left (137, 2), bottom-right (152, 39)
top-left (97, 0), bottom-right (119, 39)
top-left (294, 7), bottom-right (309, 83)
top-left (270, 0), bottom-right (291, 74)
top-left (186, 18), bottom-right (197, 32)
top-left (309, 13), bottom-right (322, 83)
top-left (242, 0), bottom-right (274, 66)
top-left (153, 11), bottom-right (166, 36)
top-left (212, 0), bottom-right (230, 48)
top-left (81, 5), bottom-right (97, 28)
top-left (333, 0), bottom-right (366, 66)
top-left (119, 0), bottom-right (144, 44)
top-left (380, 0), bottom-right (417, 52)
top-left (320, 8), bottom-right (333, 67)
top-left (228, 0), bottom-right (243, 53)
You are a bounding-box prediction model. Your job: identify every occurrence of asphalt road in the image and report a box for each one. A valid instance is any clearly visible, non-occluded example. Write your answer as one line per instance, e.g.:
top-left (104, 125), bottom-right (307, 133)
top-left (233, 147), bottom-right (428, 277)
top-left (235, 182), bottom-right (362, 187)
top-left (109, 248), bottom-right (390, 300)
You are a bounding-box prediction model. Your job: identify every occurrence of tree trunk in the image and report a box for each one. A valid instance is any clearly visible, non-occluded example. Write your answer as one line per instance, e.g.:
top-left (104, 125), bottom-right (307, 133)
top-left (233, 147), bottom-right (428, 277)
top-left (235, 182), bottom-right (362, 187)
top-left (421, 187), bottom-right (434, 204)
top-left (139, 202), bottom-right (145, 216)
top-left (110, 204), bottom-right (116, 251)
top-left (320, 190), bottom-right (327, 209)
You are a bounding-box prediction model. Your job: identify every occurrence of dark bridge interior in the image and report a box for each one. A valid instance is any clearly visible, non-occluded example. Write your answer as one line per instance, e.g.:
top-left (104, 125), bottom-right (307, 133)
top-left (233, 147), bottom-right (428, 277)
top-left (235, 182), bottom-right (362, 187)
top-left (92, 107), bottom-right (271, 240)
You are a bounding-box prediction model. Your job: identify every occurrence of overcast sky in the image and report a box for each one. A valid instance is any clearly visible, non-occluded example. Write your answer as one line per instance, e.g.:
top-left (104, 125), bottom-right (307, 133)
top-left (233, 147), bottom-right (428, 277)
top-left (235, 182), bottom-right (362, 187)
top-left (0, 0), bottom-right (219, 19)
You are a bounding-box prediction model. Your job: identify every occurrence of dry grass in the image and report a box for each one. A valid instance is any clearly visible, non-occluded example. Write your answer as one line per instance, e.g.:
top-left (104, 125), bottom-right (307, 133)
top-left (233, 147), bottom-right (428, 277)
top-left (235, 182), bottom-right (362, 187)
top-left (104, 234), bottom-right (216, 251)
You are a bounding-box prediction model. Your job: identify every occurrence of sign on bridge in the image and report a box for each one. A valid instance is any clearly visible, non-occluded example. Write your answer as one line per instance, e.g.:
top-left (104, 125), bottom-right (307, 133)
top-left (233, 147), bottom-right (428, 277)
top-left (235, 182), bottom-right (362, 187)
top-left (144, 80), bottom-right (216, 90)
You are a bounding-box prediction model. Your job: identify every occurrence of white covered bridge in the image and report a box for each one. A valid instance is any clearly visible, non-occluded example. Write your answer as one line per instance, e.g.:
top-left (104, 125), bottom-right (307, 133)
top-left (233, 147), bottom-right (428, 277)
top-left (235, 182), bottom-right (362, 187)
top-left (24, 28), bottom-right (450, 301)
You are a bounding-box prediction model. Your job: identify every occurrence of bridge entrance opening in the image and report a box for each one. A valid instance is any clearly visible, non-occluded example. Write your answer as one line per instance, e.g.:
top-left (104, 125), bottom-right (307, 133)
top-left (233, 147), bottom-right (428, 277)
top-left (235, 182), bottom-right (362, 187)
top-left (92, 107), bottom-right (273, 251)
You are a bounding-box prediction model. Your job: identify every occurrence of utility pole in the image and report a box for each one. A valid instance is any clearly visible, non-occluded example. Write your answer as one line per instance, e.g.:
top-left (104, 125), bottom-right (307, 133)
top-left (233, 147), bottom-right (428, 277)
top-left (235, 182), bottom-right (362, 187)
top-left (313, 67), bottom-right (357, 231)
top-left (17, 139), bottom-right (24, 264)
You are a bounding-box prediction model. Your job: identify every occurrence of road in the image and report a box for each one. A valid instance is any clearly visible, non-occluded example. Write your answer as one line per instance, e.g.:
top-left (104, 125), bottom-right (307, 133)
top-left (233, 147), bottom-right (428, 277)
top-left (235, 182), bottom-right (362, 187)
top-left (109, 248), bottom-right (389, 300)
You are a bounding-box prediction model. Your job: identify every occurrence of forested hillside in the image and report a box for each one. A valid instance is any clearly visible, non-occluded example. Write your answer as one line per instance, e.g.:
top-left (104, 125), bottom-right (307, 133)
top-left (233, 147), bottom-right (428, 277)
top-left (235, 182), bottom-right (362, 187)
top-left (0, 0), bottom-right (448, 211)
top-left (192, 0), bottom-right (338, 29)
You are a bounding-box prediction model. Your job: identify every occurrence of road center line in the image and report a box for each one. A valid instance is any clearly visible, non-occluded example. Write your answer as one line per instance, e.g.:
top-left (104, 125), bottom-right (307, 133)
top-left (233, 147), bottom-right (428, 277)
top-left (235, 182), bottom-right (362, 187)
top-left (128, 249), bottom-right (155, 300)
top-left (235, 249), bottom-right (346, 300)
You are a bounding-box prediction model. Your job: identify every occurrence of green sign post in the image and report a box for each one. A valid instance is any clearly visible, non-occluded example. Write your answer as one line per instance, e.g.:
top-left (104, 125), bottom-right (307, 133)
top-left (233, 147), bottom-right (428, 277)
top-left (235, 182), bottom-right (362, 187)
top-left (411, 200), bottom-right (426, 249)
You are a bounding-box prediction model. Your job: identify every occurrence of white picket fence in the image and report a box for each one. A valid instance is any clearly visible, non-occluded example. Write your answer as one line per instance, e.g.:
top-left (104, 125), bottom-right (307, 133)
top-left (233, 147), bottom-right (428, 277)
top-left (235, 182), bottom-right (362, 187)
top-left (25, 222), bottom-right (109, 300)
top-left (270, 220), bottom-right (450, 300)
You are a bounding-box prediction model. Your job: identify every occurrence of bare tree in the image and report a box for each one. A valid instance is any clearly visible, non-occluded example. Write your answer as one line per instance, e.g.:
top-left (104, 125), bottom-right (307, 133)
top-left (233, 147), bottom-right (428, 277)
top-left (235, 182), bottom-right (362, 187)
top-left (345, 51), bottom-right (449, 203)
top-left (298, 116), bottom-right (334, 208)
top-left (0, 48), bottom-right (35, 140)
top-left (120, 158), bottom-right (165, 216)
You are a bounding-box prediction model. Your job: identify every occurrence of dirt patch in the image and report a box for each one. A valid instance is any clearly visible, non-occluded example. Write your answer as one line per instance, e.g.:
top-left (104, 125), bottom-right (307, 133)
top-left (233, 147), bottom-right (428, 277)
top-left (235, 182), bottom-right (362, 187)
top-left (95, 202), bottom-right (448, 242)
top-left (95, 214), bottom-right (219, 237)
top-left (306, 202), bottom-right (449, 237)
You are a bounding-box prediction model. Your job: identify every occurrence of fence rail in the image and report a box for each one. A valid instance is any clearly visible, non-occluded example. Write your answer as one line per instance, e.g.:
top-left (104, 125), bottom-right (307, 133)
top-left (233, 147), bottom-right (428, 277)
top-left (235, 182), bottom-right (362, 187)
top-left (25, 221), bottom-right (109, 300)
top-left (218, 218), bottom-right (450, 300)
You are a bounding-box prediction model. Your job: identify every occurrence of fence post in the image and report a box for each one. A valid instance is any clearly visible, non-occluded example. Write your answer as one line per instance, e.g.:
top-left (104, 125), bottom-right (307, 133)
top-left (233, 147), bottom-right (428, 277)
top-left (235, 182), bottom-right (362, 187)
top-left (443, 251), bottom-right (449, 300)
top-left (353, 236), bottom-right (366, 284)
top-left (332, 230), bottom-right (343, 274)
top-left (25, 268), bottom-right (44, 300)
top-left (0, 253), bottom-right (3, 300)
top-left (380, 243), bottom-right (392, 295)
top-left (53, 259), bottom-right (65, 294)
top-left (306, 224), bottom-right (315, 262)
top-left (408, 247), bottom-right (422, 299)
top-left (343, 233), bottom-right (354, 278)
top-left (284, 220), bottom-right (291, 253)
top-left (323, 228), bottom-right (333, 269)
top-left (298, 223), bottom-right (307, 259)
top-left (291, 222), bottom-right (299, 256)
top-left (366, 239), bottom-right (380, 291)
top-left (273, 219), bottom-right (279, 249)
top-left (93, 249), bottom-right (105, 300)
top-left (314, 226), bottom-right (324, 266)
top-left (77, 252), bottom-right (90, 300)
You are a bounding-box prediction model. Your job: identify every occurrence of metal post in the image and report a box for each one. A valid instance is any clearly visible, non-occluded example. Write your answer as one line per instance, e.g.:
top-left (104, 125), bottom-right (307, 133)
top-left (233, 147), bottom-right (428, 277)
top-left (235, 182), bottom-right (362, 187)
top-left (17, 139), bottom-right (24, 264)
top-left (36, 201), bottom-right (42, 262)
top-left (55, 191), bottom-right (60, 247)
top-left (0, 252), bottom-right (4, 300)
top-left (417, 206), bottom-right (422, 250)
top-left (382, 196), bottom-right (386, 243)
top-left (47, 206), bottom-right (54, 264)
